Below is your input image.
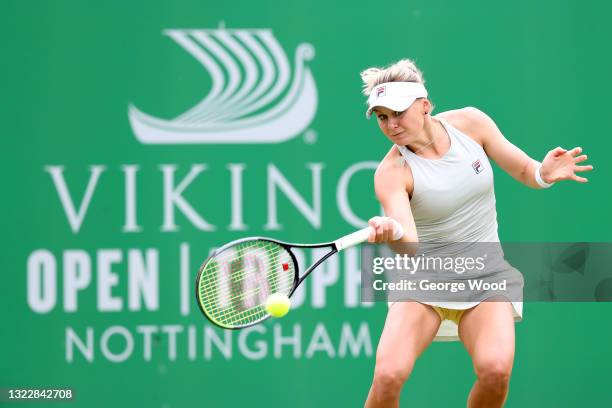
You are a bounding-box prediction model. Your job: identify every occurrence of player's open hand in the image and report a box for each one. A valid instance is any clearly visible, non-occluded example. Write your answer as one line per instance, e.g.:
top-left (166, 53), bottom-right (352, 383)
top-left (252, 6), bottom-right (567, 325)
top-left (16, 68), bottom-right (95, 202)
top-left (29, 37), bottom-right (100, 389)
top-left (540, 146), bottom-right (593, 183)
top-left (367, 216), bottom-right (404, 243)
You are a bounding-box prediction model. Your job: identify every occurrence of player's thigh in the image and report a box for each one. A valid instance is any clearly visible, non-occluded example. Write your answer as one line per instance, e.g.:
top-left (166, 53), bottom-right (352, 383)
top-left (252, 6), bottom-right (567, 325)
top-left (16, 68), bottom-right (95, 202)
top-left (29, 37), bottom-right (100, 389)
top-left (458, 301), bottom-right (515, 372)
top-left (375, 301), bottom-right (441, 371)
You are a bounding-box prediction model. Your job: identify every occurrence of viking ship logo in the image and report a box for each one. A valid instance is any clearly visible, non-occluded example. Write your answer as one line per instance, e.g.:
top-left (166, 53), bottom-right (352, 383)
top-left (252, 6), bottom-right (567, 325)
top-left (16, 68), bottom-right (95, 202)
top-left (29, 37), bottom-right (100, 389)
top-left (128, 26), bottom-right (317, 144)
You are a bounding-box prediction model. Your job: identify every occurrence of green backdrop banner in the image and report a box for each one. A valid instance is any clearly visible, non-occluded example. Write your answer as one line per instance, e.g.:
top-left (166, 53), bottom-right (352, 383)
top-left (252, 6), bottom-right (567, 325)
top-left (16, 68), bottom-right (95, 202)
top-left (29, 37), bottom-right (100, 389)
top-left (2, 0), bottom-right (611, 407)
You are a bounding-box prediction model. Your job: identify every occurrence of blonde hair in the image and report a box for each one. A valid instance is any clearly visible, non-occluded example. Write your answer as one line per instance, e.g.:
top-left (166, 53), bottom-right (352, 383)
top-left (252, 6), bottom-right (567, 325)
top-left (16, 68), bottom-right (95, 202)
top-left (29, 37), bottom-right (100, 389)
top-left (360, 59), bottom-right (425, 96)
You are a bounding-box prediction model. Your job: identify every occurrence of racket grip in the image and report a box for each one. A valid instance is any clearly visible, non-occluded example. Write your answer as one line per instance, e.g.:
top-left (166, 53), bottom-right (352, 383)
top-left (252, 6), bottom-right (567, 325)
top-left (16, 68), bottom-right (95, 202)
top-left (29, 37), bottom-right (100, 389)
top-left (334, 222), bottom-right (405, 251)
top-left (334, 227), bottom-right (372, 251)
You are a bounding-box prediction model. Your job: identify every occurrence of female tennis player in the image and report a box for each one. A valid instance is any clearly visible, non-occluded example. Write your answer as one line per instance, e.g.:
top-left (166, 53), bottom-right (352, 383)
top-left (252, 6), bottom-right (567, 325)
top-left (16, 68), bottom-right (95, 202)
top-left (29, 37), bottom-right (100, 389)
top-left (361, 59), bottom-right (593, 408)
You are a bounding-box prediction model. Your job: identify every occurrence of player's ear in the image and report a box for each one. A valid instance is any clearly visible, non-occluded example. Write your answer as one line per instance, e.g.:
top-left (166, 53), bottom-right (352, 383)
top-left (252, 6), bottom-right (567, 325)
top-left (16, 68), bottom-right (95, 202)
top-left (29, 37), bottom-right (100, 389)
top-left (423, 99), bottom-right (432, 115)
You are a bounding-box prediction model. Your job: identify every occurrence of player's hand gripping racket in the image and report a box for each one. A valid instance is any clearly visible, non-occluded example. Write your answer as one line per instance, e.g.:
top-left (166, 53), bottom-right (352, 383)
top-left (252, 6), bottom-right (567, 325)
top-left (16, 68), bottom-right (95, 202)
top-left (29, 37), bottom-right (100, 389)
top-left (196, 225), bottom-right (403, 329)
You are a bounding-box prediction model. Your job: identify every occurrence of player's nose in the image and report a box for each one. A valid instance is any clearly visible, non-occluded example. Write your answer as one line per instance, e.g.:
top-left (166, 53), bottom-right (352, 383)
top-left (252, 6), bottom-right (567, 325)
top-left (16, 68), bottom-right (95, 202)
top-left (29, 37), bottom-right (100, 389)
top-left (388, 117), bottom-right (400, 128)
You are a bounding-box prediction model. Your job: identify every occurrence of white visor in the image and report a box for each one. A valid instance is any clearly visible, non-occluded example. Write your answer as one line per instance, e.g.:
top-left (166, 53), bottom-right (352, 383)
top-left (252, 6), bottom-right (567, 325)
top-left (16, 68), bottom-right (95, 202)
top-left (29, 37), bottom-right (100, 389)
top-left (366, 82), bottom-right (428, 119)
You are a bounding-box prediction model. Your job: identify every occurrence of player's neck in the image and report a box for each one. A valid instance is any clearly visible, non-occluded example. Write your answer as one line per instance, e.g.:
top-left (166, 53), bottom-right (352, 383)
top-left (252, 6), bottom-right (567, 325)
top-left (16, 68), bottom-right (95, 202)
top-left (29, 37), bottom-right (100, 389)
top-left (406, 117), bottom-right (448, 157)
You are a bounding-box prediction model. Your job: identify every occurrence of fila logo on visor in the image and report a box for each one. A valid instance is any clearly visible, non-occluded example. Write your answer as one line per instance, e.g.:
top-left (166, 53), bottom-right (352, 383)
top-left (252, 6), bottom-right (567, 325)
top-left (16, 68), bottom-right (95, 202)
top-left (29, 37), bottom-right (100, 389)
top-left (376, 86), bottom-right (386, 98)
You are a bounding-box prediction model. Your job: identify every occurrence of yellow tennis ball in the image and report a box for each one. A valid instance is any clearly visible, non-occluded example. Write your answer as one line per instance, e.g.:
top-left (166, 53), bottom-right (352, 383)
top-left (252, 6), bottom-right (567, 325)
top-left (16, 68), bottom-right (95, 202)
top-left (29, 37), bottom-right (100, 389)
top-left (265, 293), bottom-right (291, 318)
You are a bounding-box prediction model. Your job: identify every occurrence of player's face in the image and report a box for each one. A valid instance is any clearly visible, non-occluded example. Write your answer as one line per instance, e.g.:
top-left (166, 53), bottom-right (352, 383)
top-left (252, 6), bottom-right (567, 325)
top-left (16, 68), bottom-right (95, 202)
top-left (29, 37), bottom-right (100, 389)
top-left (374, 99), bottom-right (427, 144)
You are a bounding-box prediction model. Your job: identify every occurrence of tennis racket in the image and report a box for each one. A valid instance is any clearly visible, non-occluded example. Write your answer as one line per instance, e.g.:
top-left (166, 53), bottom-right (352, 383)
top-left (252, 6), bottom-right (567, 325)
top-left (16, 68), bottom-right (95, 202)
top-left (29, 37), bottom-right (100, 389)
top-left (195, 226), bottom-right (403, 329)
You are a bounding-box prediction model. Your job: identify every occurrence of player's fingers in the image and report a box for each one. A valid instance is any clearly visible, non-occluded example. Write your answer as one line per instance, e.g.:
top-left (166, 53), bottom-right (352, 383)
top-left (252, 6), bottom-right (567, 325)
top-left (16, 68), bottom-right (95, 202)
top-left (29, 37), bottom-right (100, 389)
top-left (377, 220), bottom-right (386, 242)
top-left (369, 216), bottom-right (382, 224)
top-left (367, 218), bottom-right (380, 242)
top-left (367, 227), bottom-right (375, 242)
top-left (383, 221), bottom-right (393, 242)
top-left (571, 174), bottom-right (589, 183)
top-left (567, 146), bottom-right (582, 157)
top-left (574, 154), bottom-right (588, 163)
top-left (369, 222), bottom-right (380, 242)
top-left (574, 165), bottom-right (593, 172)
top-left (552, 146), bottom-right (567, 156)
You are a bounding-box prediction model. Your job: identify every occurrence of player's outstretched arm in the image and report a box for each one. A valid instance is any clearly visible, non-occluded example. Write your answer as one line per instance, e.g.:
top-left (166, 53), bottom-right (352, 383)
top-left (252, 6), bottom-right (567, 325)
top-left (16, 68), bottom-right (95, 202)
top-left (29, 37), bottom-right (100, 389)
top-left (461, 107), bottom-right (593, 188)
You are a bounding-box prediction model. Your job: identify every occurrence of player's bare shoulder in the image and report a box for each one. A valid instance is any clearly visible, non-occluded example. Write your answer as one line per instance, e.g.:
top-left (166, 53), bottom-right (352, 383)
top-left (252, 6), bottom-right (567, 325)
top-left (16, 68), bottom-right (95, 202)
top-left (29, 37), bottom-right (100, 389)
top-left (374, 146), bottom-right (414, 198)
top-left (435, 107), bottom-right (492, 145)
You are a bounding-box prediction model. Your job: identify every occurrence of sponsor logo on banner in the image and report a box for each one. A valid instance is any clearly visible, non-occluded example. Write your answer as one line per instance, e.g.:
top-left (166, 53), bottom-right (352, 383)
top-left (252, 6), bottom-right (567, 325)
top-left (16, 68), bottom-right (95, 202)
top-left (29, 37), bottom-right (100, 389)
top-left (128, 27), bottom-right (318, 144)
top-left (30, 24), bottom-right (383, 365)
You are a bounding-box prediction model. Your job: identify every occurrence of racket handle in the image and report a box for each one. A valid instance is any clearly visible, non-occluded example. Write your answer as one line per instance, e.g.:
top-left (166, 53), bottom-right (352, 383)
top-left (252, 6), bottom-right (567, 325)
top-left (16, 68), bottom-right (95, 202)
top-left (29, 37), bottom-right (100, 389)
top-left (334, 227), bottom-right (371, 251)
top-left (334, 221), bottom-right (404, 251)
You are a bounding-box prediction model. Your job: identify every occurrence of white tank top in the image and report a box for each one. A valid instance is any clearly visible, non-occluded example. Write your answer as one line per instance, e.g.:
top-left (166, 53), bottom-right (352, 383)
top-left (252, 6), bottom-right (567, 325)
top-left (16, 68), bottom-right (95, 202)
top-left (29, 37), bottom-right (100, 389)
top-left (397, 118), bottom-right (499, 243)
top-left (394, 119), bottom-right (520, 342)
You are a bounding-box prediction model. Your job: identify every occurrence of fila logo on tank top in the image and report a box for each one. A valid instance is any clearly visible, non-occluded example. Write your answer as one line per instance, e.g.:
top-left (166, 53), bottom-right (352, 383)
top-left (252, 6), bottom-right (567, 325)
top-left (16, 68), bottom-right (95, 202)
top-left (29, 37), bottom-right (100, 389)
top-left (396, 119), bottom-right (499, 242)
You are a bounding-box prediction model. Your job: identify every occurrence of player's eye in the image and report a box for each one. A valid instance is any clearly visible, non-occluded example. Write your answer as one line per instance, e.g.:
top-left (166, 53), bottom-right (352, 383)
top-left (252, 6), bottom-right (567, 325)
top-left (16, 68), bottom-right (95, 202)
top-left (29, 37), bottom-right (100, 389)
top-left (377, 114), bottom-right (387, 121)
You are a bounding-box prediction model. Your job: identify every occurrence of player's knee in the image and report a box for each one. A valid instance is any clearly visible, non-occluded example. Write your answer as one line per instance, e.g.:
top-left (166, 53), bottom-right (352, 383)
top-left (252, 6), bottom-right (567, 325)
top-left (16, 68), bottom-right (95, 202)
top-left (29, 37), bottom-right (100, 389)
top-left (475, 359), bottom-right (512, 392)
top-left (372, 363), bottom-right (411, 394)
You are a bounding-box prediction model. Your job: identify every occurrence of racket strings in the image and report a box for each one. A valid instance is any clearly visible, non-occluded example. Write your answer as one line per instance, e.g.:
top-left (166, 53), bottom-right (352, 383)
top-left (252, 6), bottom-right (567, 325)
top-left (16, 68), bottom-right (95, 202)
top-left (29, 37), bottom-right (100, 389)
top-left (201, 255), bottom-right (294, 300)
top-left (197, 240), bottom-right (296, 327)
top-left (200, 242), bottom-right (295, 300)
top-left (201, 248), bottom-right (292, 323)
top-left (201, 262), bottom-right (293, 308)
